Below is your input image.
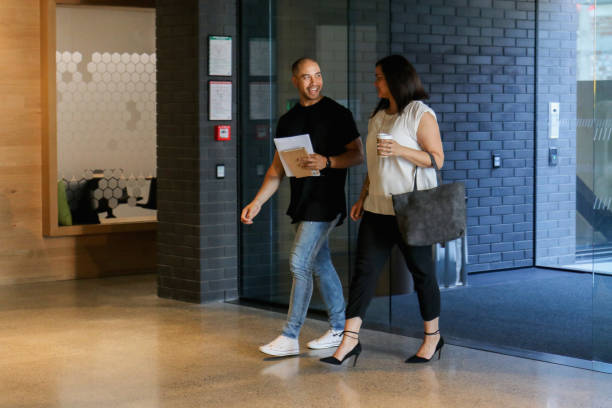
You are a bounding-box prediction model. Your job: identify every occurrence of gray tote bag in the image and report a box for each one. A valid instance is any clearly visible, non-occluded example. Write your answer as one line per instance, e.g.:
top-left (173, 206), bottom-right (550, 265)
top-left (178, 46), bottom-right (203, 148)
top-left (391, 152), bottom-right (466, 246)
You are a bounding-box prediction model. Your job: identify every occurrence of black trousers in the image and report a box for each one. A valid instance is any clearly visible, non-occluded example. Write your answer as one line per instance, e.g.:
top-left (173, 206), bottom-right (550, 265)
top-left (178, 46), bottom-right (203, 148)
top-left (346, 211), bottom-right (440, 321)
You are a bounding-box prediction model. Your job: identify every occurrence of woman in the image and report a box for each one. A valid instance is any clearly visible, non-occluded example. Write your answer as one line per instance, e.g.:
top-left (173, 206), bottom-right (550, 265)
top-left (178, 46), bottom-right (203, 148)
top-left (321, 55), bottom-right (444, 366)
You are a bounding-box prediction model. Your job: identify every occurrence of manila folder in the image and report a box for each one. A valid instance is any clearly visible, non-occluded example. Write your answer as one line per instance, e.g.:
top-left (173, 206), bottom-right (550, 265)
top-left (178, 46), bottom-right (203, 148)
top-left (279, 147), bottom-right (317, 178)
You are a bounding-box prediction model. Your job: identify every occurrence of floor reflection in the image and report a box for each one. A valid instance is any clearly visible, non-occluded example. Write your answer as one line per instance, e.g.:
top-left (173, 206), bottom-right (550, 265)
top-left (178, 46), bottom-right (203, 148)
top-left (1, 274), bottom-right (610, 408)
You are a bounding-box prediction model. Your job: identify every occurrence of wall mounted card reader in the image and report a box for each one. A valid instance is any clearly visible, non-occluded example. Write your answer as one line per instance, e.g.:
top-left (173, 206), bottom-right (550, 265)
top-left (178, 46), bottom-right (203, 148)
top-left (492, 153), bottom-right (501, 168)
top-left (549, 102), bottom-right (559, 139)
top-left (549, 148), bottom-right (558, 166)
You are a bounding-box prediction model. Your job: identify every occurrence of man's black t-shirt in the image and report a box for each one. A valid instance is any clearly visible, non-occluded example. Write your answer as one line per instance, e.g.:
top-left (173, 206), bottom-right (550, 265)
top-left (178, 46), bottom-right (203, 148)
top-left (276, 97), bottom-right (360, 225)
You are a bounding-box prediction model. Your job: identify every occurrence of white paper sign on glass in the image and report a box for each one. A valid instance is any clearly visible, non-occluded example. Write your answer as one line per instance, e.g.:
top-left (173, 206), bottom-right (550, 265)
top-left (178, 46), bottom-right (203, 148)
top-left (209, 81), bottom-right (232, 120)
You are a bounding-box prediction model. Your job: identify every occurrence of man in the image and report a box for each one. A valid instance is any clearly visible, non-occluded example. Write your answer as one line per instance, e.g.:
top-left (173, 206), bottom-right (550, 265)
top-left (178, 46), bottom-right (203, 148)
top-left (241, 58), bottom-right (363, 356)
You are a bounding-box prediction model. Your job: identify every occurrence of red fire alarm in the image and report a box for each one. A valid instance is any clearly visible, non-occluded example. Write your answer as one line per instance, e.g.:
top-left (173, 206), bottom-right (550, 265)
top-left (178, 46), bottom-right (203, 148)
top-left (215, 125), bottom-right (231, 141)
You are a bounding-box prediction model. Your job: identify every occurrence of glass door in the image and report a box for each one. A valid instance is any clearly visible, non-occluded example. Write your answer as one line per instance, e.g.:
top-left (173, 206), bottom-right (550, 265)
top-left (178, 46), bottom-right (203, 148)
top-left (591, 0), bottom-right (612, 372)
top-left (238, 0), bottom-right (391, 329)
top-left (239, 0), bottom-right (354, 310)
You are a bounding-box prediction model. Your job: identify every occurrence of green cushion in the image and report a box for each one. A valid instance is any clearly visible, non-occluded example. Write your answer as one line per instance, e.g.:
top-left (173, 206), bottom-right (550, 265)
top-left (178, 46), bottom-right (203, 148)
top-left (57, 180), bottom-right (73, 226)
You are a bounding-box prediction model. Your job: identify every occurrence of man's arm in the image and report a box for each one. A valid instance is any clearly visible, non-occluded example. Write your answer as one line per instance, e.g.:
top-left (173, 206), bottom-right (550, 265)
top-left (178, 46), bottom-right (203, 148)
top-left (329, 138), bottom-right (364, 169)
top-left (299, 138), bottom-right (364, 170)
top-left (240, 152), bottom-right (285, 224)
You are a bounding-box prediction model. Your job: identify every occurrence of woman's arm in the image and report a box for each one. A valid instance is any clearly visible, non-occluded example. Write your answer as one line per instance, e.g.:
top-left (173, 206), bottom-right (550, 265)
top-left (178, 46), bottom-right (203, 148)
top-left (358, 174), bottom-right (370, 200)
top-left (377, 112), bottom-right (444, 168)
top-left (350, 174), bottom-right (370, 221)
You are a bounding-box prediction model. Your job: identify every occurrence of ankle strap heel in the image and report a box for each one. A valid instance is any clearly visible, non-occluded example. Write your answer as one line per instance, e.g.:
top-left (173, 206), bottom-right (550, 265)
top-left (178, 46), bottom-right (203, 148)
top-left (405, 330), bottom-right (444, 364)
top-left (320, 330), bottom-right (362, 367)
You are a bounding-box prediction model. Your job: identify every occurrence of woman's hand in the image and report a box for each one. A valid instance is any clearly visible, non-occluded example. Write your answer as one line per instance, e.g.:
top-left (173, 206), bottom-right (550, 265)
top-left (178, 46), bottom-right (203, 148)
top-left (350, 198), bottom-right (365, 221)
top-left (377, 138), bottom-right (404, 158)
top-left (241, 201), bottom-right (262, 224)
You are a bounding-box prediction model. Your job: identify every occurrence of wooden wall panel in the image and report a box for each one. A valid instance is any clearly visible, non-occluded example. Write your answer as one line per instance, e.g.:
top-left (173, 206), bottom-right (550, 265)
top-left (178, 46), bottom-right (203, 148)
top-left (0, 0), bottom-right (156, 286)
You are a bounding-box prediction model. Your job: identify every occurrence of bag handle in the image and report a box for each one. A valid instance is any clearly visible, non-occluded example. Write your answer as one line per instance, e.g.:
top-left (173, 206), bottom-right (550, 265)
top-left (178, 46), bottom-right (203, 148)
top-left (413, 151), bottom-right (442, 191)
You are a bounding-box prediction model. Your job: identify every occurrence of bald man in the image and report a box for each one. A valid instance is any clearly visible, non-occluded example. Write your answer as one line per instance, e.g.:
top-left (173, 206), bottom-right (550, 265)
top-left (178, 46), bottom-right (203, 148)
top-left (241, 58), bottom-right (363, 356)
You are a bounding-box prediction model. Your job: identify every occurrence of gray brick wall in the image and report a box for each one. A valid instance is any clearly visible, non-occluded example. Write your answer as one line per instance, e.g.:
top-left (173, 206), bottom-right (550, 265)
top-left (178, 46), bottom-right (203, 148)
top-left (157, 0), bottom-right (238, 303)
top-left (535, 0), bottom-right (577, 267)
top-left (391, 0), bottom-right (536, 272)
top-left (198, 1), bottom-right (239, 301)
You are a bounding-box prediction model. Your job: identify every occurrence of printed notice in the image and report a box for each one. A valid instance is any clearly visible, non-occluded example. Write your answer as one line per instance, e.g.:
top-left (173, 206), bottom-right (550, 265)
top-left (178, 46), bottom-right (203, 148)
top-left (209, 36), bottom-right (232, 76)
top-left (209, 81), bottom-right (232, 120)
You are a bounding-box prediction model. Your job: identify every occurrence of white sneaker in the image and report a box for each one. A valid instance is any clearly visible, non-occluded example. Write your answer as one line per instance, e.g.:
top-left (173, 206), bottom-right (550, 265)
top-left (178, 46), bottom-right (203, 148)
top-left (259, 335), bottom-right (300, 356)
top-left (307, 329), bottom-right (343, 350)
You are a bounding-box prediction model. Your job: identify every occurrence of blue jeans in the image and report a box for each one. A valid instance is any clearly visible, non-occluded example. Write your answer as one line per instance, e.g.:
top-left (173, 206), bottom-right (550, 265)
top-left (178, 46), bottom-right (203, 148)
top-left (281, 215), bottom-right (346, 339)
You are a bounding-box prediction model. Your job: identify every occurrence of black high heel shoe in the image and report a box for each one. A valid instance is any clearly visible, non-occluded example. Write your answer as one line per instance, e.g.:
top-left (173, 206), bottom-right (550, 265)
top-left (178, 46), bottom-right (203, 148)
top-left (320, 330), bottom-right (361, 367)
top-left (405, 330), bottom-right (444, 364)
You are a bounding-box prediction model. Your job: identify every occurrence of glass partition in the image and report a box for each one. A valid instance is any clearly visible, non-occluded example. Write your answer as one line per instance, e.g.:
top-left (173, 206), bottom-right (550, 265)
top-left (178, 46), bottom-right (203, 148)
top-left (440, 0), bottom-right (596, 367)
top-left (533, 0), bottom-right (612, 371)
top-left (238, 0), bottom-right (611, 373)
top-left (54, 4), bottom-right (157, 228)
top-left (239, 0), bottom-right (354, 310)
top-left (522, 0), bottom-right (612, 372)
top-left (592, 1), bottom-right (612, 373)
top-left (239, 0), bottom-right (390, 328)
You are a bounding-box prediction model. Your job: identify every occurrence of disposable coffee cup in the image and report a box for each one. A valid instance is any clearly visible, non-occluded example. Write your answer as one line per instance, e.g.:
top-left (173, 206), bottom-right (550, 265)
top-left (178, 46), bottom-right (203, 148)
top-left (377, 133), bottom-right (393, 157)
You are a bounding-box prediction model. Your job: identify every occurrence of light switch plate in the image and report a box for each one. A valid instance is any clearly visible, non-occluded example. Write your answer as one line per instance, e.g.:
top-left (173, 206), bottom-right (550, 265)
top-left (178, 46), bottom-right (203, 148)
top-left (216, 164), bottom-right (225, 179)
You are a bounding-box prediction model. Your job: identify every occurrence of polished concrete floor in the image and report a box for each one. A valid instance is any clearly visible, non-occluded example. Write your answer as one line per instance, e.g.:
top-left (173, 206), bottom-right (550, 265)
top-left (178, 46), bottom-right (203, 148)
top-left (1, 275), bottom-right (611, 408)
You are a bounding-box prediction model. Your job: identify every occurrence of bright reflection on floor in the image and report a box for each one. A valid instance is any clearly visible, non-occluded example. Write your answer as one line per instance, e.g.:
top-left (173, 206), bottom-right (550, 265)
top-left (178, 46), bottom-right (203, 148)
top-left (0, 275), bottom-right (610, 408)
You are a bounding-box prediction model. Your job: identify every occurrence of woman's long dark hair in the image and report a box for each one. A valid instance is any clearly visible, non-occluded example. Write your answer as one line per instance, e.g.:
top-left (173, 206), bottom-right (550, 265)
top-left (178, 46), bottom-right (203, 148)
top-left (372, 55), bottom-right (429, 117)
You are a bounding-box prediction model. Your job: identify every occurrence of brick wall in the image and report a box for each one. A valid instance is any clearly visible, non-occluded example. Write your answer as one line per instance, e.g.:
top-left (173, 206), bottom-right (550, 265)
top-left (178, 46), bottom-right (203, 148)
top-left (198, 1), bottom-right (239, 300)
top-left (391, 0), bottom-right (536, 272)
top-left (535, 0), bottom-right (577, 267)
top-left (157, 0), bottom-right (238, 303)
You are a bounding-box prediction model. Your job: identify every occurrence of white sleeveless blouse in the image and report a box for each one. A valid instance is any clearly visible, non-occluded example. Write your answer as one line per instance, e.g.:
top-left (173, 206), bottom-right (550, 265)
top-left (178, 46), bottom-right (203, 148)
top-left (363, 100), bottom-right (439, 216)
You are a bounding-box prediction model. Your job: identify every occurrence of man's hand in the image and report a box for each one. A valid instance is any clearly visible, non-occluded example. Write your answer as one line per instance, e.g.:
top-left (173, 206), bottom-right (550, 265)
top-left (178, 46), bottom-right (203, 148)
top-left (241, 201), bottom-right (262, 224)
top-left (298, 153), bottom-right (327, 170)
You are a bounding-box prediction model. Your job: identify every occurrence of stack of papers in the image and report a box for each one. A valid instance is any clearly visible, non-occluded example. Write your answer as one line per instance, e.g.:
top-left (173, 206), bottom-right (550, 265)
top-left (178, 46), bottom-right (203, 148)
top-left (274, 134), bottom-right (320, 178)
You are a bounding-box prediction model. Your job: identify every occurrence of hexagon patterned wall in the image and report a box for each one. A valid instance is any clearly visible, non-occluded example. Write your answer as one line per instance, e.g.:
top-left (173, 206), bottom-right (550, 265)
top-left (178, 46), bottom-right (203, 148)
top-left (56, 50), bottom-right (156, 215)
